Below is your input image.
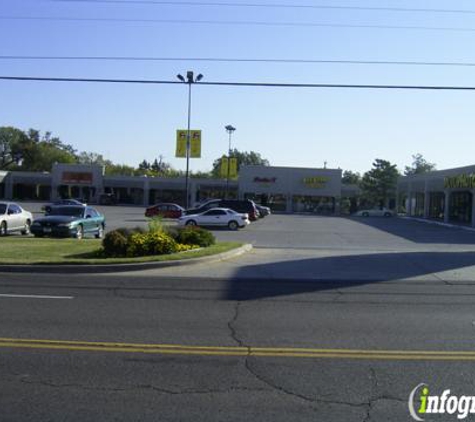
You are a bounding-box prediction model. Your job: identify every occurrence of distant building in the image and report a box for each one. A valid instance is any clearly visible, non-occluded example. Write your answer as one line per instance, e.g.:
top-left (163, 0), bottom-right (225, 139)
top-left (398, 165), bottom-right (475, 227)
top-left (0, 163), bottom-right (360, 214)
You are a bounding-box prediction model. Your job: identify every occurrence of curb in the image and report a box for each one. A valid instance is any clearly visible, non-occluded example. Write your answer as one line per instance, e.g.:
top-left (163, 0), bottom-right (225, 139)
top-left (0, 244), bottom-right (253, 274)
top-left (400, 217), bottom-right (475, 232)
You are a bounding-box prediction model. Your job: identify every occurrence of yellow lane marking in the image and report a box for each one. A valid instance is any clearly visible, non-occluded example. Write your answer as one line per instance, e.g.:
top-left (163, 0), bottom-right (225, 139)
top-left (1, 338), bottom-right (475, 360)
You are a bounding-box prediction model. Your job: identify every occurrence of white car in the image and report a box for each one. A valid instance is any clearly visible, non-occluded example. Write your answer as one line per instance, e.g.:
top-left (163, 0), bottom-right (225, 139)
top-left (354, 207), bottom-right (395, 217)
top-left (178, 207), bottom-right (250, 230)
top-left (0, 202), bottom-right (33, 235)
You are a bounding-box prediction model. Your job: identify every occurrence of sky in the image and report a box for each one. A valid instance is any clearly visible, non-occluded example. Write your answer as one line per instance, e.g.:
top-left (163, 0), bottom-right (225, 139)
top-left (2, 0), bottom-right (475, 175)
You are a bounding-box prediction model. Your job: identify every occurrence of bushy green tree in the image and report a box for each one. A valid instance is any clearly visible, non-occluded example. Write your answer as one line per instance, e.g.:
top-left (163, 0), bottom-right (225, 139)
top-left (360, 159), bottom-right (400, 208)
top-left (404, 153), bottom-right (436, 176)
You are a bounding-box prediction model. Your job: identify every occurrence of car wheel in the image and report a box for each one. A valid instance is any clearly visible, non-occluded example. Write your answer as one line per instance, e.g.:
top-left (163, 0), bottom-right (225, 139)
top-left (384, 212), bottom-right (392, 217)
top-left (95, 224), bottom-right (105, 239)
top-left (21, 220), bottom-right (31, 235)
top-left (362, 212), bottom-right (369, 217)
top-left (0, 221), bottom-right (7, 236)
top-left (185, 220), bottom-right (197, 226)
top-left (76, 225), bottom-right (84, 239)
top-left (228, 220), bottom-right (239, 231)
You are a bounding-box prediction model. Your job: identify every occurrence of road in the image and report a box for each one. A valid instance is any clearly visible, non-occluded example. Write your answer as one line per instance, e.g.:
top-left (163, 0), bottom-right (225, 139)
top-left (3, 209), bottom-right (475, 421)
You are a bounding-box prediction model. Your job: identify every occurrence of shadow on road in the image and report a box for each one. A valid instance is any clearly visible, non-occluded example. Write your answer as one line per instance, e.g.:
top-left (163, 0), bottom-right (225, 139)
top-left (225, 251), bottom-right (475, 301)
top-left (349, 217), bottom-right (475, 245)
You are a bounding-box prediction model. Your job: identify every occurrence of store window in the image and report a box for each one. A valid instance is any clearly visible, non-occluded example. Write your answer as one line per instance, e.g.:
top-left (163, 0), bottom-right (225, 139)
top-left (429, 192), bottom-right (445, 220)
top-left (449, 191), bottom-right (473, 224)
top-left (413, 193), bottom-right (425, 217)
top-left (292, 195), bottom-right (335, 214)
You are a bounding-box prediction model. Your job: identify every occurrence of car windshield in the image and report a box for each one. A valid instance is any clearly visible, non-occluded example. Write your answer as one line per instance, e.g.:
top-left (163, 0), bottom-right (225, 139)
top-left (48, 207), bottom-right (84, 217)
top-left (0, 204), bottom-right (6, 214)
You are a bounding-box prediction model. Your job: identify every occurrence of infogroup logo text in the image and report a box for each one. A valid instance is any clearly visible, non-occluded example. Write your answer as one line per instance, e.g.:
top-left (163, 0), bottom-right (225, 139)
top-left (409, 384), bottom-right (475, 420)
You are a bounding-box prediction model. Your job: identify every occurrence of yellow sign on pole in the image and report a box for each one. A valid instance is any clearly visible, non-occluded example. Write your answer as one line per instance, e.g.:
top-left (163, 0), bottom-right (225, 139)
top-left (176, 130), bottom-right (201, 158)
top-left (229, 157), bottom-right (238, 178)
top-left (220, 156), bottom-right (228, 178)
top-left (220, 156), bottom-right (238, 179)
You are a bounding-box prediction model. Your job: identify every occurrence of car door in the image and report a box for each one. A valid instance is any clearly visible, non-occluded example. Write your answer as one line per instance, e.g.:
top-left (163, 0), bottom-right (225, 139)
top-left (203, 209), bottom-right (227, 226)
top-left (198, 209), bottom-right (220, 226)
top-left (84, 207), bottom-right (99, 233)
top-left (6, 204), bottom-right (23, 230)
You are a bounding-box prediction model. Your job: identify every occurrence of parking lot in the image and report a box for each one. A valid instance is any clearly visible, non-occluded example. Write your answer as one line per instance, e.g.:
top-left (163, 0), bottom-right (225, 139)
top-left (13, 201), bottom-right (475, 254)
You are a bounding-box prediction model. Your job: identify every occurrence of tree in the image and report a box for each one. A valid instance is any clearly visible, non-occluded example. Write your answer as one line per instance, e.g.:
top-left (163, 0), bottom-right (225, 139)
top-left (404, 153), bottom-right (436, 176)
top-left (211, 149), bottom-right (270, 178)
top-left (360, 159), bottom-right (400, 208)
top-left (0, 126), bottom-right (30, 169)
top-left (0, 127), bottom-right (77, 171)
top-left (138, 160), bottom-right (151, 171)
top-left (20, 130), bottom-right (77, 171)
top-left (77, 151), bottom-right (108, 166)
top-left (342, 170), bottom-right (361, 185)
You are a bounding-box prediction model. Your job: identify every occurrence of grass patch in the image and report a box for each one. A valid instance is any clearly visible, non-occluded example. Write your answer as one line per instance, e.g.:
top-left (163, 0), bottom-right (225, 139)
top-left (0, 237), bottom-right (244, 265)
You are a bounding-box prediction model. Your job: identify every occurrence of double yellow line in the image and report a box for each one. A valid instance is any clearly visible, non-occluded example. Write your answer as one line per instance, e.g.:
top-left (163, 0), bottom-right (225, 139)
top-left (1, 337), bottom-right (475, 361)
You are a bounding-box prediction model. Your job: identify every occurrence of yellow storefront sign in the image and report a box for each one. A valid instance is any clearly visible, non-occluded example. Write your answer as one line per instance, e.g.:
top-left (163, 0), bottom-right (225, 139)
top-left (175, 130), bottom-right (201, 158)
top-left (220, 157), bottom-right (238, 178)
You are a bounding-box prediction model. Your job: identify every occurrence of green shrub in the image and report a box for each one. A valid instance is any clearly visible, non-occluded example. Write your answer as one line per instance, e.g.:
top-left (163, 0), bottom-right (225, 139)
top-left (148, 216), bottom-right (165, 234)
top-left (114, 227), bottom-right (146, 240)
top-left (102, 230), bottom-right (128, 257)
top-left (176, 226), bottom-right (215, 247)
top-left (126, 231), bottom-right (179, 257)
top-left (146, 231), bottom-right (178, 255)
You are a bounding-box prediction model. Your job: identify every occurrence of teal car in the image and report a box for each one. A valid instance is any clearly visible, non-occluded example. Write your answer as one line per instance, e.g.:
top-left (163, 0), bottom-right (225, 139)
top-left (30, 205), bottom-right (105, 239)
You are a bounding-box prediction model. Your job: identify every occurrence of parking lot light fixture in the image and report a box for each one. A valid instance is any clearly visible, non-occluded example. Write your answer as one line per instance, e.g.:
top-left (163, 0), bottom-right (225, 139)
top-left (176, 71), bottom-right (203, 209)
top-left (225, 125), bottom-right (236, 199)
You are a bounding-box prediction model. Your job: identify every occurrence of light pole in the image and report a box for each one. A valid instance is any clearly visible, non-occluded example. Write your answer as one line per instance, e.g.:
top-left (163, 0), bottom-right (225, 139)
top-left (177, 70), bottom-right (203, 209)
top-left (225, 125), bottom-right (236, 199)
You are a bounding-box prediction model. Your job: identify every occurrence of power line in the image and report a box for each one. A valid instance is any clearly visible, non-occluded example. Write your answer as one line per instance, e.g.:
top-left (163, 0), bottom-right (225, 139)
top-left (2, 55), bottom-right (475, 68)
top-left (2, 16), bottom-right (475, 32)
top-left (2, 75), bottom-right (475, 91)
top-left (50, 0), bottom-right (475, 16)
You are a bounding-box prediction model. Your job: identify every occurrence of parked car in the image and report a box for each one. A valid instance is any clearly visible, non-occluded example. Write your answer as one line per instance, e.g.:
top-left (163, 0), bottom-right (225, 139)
top-left (178, 207), bottom-right (250, 230)
top-left (31, 205), bottom-right (105, 239)
top-left (145, 203), bottom-right (185, 219)
top-left (0, 202), bottom-right (33, 236)
top-left (185, 199), bottom-right (259, 221)
top-left (354, 207), bottom-right (395, 217)
top-left (43, 198), bottom-right (87, 214)
top-left (256, 204), bottom-right (271, 217)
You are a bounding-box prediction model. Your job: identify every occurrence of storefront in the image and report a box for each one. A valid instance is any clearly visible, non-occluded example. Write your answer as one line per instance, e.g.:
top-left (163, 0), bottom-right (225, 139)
top-left (1, 163), bottom-right (350, 214)
top-left (398, 165), bottom-right (475, 227)
top-left (239, 165), bottom-right (342, 214)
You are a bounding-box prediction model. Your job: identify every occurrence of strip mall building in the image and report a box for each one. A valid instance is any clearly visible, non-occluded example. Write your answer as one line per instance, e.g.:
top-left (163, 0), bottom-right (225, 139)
top-left (0, 163), bottom-right (358, 214)
top-left (398, 165), bottom-right (475, 227)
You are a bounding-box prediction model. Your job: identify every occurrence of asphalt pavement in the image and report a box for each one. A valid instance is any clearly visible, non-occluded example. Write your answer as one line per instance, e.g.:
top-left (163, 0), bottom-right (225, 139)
top-left (3, 204), bottom-right (475, 421)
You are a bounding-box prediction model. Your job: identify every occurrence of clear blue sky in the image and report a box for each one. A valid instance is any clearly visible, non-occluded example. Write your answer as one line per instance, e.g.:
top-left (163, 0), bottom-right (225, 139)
top-left (2, 0), bottom-right (475, 175)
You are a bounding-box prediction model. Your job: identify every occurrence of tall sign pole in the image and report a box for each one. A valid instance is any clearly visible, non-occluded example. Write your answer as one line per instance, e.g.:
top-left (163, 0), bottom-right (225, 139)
top-left (176, 71), bottom-right (203, 209)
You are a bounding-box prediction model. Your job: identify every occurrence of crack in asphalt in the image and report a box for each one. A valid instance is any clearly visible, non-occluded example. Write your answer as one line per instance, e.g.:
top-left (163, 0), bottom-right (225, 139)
top-left (10, 376), bottom-right (268, 396)
top-left (225, 300), bottom-right (369, 410)
top-left (227, 301), bottom-right (244, 347)
top-left (362, 366), bottom-right (406, 422)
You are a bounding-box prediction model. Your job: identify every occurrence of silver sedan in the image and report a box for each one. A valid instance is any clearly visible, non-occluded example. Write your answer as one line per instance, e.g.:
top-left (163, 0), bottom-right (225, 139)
top-left (354, 207), bottom-right (395, 217)
top-left (0, 202), bottom-right (34, 235)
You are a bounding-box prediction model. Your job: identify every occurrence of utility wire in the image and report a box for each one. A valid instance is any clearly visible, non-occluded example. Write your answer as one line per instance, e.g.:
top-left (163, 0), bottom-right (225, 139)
top-left (49, 0), bottom-right (475, 16)
top-left (2, 75), bottom-right (475, 91)
top-left (2, 16), bottom-right (475, 32)
top-left (2, 55), bottom-right (475, 68)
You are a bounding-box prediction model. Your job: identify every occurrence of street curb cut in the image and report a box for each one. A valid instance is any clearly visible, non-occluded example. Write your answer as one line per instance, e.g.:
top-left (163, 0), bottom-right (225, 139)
top-left (0, 244), bottom-right (253, 274)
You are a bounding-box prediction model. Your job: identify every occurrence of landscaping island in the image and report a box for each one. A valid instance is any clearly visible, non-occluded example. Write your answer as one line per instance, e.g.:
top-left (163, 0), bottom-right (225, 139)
top-left (0, 223), bottom-right (245, 266)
